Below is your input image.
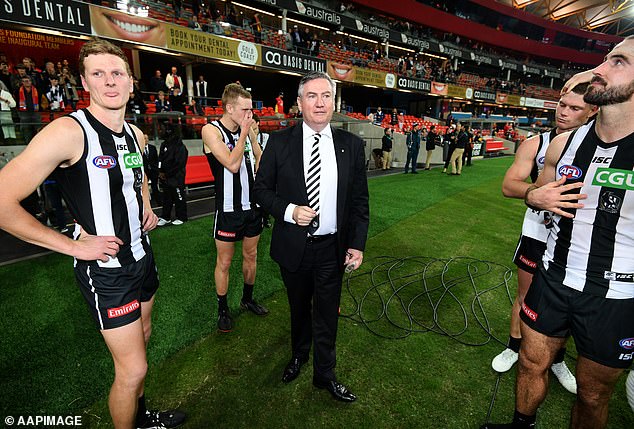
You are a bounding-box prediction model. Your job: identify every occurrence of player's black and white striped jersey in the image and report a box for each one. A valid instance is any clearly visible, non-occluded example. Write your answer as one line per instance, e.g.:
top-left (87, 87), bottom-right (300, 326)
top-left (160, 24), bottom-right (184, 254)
top-left (521, 128), bottom-right (557, 242)
top-left (205, 120), bottom-right (256, 213)
top-left (543, 120), bottom-right (634, 299)
top-left (53, 109), bottom-right (148, 268)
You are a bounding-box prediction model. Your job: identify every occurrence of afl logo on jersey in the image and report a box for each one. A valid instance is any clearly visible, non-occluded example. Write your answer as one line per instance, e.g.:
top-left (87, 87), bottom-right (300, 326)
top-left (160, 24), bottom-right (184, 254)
top-left (93, 155), bottom-right (117, 169)
top-left (619, 338), bottom-right (634, 350)
top-left (558, 164), bottom-right (583, 179)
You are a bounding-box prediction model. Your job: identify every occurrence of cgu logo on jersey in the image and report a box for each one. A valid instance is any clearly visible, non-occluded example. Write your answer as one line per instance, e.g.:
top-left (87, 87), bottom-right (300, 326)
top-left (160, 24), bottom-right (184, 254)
top-left (93, 155), bottom-right (117, 169)
top-left (123, 152), bottom-right (143, 169)
top-left (538, 156), bottom-right (545, 165)
top-left (592, 168), bottom-right (634, 191)
top-left (558, 164), bottom-right (583, 179)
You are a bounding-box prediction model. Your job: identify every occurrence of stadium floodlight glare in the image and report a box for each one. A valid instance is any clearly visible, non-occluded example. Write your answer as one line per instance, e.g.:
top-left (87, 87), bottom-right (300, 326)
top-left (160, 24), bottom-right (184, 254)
top-left (285, 17), bottom-right (330, 32)
top-left (232, 2), bottom-right (276, 17)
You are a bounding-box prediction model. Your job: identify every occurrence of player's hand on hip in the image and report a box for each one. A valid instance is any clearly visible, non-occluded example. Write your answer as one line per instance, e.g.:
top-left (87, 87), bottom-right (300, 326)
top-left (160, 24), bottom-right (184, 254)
top-left (293, 205), bottom-right (317, 226)
top-left (74, 233), bottom-right (124, 262)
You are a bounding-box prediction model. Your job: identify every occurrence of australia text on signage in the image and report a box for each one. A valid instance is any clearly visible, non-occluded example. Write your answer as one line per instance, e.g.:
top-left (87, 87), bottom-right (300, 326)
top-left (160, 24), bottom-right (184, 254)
top-left (301, 4), bottom-right (341, 24)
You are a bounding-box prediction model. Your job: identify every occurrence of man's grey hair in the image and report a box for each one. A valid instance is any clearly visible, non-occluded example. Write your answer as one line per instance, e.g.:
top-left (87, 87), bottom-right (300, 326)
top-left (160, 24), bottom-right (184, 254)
top-left (297, 71), bottom-right (336, 98)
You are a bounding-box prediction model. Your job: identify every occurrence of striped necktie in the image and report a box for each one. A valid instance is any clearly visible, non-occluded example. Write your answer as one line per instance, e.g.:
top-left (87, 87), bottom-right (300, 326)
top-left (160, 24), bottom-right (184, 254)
top-left (306, 133), bottom-right (321, 233)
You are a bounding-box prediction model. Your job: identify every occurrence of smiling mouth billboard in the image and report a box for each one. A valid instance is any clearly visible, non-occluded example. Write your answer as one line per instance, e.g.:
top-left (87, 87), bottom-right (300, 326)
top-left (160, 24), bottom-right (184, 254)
top-left (90, 6), bottom-right (167, 47)
top-left (327, 61), bottom-right (396, 89)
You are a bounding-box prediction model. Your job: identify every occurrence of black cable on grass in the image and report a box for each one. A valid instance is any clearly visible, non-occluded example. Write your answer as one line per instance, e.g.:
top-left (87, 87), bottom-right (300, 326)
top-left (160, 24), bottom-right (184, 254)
top-left (341, 256), bottom-right (514, 348)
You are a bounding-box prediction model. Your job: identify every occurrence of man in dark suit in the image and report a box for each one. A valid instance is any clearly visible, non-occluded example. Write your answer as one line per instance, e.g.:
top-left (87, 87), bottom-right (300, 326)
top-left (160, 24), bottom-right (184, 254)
top-left (254, 71), bottom-right (369, 402)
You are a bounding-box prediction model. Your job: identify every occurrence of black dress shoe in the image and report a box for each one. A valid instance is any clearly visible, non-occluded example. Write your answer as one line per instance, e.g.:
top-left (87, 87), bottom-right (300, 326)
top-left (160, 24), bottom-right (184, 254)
top-left (240, 299), bottom-right (269, 316)
top-left (313, 379), bottom-right (357, 402)
top-left (282, 356), bottom-right (308, 383)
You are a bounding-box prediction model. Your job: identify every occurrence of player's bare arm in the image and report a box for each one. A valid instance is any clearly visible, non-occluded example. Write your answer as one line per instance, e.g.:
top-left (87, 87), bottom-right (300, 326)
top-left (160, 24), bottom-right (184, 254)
top-left (249, 128), bottom-right (263, 172)
top-left (202, 123), bottom-right (247, 173)
top-left (526, 132), bottom-right (587, 218)
top-left (0, 118), bottom-right (123, 260)
top-left (131, 124), bottom-right (158, 232)
top-left (502, 134), bottom-right (541, 199)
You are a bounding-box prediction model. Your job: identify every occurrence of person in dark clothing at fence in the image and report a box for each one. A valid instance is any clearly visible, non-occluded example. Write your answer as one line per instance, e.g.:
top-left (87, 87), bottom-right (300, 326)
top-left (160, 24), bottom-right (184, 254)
top-left (381, 128), bottom-right (393, 170)
top-left (442, 123), bottom-right (457, 173)
top-left (143, 134), bottom-right (161, 205)
top-left (157, 125), bottom-right (188, 226)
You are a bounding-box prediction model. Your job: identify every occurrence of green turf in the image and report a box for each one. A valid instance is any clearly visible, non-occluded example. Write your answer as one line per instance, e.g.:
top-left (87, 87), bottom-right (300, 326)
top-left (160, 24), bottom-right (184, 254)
top-left (1, 157), bottom-right (632, 428)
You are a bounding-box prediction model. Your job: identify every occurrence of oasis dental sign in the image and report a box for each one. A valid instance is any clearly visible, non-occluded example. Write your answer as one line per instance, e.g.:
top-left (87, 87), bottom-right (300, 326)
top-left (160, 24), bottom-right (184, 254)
top-left (1, 0), bottom-right (91, 33)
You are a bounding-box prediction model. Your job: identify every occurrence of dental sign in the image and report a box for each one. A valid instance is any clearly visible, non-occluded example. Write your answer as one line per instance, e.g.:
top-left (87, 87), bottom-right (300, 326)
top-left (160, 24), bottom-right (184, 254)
top-left (0, 0), bottom-right (91, 33)
top-left (397, 77), bottom-right (431, 92)
top-left (261, 46), bottom-right (326, 73)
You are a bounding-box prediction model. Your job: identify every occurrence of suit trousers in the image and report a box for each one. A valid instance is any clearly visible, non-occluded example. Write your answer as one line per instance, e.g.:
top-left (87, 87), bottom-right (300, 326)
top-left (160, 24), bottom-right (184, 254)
top-left (280, 234), bottom-right (343, 382)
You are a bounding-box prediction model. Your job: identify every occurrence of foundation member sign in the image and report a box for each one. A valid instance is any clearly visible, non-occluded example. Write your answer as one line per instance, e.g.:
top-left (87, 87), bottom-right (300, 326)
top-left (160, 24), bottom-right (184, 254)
top-left (261, 47), bottom-right (325, 73)
top-left (1, 0), bottom-right (91, 34)
top-left (167, 25), bottom-right (260, 65)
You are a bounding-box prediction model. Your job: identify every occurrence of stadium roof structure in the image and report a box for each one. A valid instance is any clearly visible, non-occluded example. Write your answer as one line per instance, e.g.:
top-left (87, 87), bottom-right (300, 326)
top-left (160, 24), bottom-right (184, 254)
top-left (502, 0), bottom-right (634, 36)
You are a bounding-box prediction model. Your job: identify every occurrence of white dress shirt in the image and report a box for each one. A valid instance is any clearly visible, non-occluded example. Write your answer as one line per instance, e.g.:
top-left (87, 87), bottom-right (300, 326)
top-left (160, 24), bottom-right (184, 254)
top-left (284, 122), bottom-right (338, 235)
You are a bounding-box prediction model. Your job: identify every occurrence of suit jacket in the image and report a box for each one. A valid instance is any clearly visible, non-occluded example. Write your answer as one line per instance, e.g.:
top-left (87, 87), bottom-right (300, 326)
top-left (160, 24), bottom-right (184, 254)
top-left (253, 123), bottom-right (369, 272)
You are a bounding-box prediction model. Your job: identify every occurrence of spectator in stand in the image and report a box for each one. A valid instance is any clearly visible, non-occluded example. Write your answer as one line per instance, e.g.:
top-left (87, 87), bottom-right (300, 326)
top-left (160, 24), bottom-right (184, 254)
top-left (381, 128), bottom-right (393, 170)
top-left (59, 66), bottom-right (79, 110)
top-left (194, 75), bottom-right (209, 107)
top-left (398, 112), bottom-right (405, 132)
top-left (284, 28), bottom-right (293, 51)
top-left (303, 28), bottom-right (312, 55)
top-left (188, 98), bottom-right (204, 116)
top-left (311, 34), bottom-right (321, 57)
top-left (150, 70), bottom-right (167, 94)
top-left (16, 75), bottom-right (41, 144)
top-left (390, 108), bottom-right (398, 126)
top-left (22, 57), bottom-right (42, 93)
top-left (374, 106), bottom-right (384, 125)
top-left (288, 102), bottom-right (300, 117)
top-left (11, 64), bottom-right (27, 94)
top-left (170, 88), bottom-right (186, 114)
top-left (45, 75), bottom-right (66, 112)
top-left (252, 13), bottom-right (262, 44)
top-left (165, 66), bottom-right (182, 95)
top-left (188, 15), bottom-right (202, 31)
top-left (0, 61), bottom-right (12, 92)
top-left (0, 80), bottom-right (16, 140)
top-left (155, 90), bottom-right (171, 112)
top-left (127, 86), bottom-right (147, 123)
top-left (291, 26), bottom-right (302, 52)
top-left (40, 61), bottom-right (57, 93)
top-left (173, 0), bottom-right (182, 19)
top-left (275, 92), bottom-right (284, 115)
top-left (425, 124), bottom-right (440, 170)
top-left (157, 124), bottom-right (188, 227)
